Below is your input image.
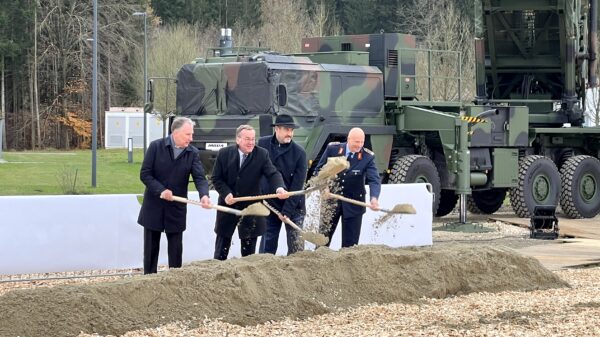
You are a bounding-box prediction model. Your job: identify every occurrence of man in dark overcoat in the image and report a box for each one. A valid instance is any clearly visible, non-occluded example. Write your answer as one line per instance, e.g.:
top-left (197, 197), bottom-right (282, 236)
top-left (314, 127), bottom-right (381, 248)
top-left (211, 124), bottom-right (287, 260)
top-left (138, 116), bottom-right (210, 274)
top-left (258, 114), bottom-right (307, 255)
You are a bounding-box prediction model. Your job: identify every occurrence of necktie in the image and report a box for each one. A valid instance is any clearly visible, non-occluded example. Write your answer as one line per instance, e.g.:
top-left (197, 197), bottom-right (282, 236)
top-left (240, 153), bottom-right (248, 168)
top-left (347, 152), bottom-right (353, 161)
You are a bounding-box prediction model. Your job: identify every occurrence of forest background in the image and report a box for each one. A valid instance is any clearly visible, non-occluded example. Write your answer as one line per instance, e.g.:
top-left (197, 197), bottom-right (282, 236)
top-left (0, 0), bottom-right (595, 151)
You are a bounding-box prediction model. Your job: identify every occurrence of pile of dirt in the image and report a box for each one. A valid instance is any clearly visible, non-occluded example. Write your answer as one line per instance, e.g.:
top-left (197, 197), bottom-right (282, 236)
top-left (0, 244), bottom-right (568, 337)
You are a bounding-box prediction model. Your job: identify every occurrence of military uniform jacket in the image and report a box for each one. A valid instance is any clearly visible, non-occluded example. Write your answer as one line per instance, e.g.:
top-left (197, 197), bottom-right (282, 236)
top-left (138, 137), bottom-right (209, 233)
top-left (315, 142), bottom-right (381, 218)
top-left (212, 144), bottom-right (285, 239)
top-left (258, 135), bottom-right (307, 217)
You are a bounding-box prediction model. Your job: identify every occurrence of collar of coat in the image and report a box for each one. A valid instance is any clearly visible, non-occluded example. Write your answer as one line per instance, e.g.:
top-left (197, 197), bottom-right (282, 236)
top-left (270, 134), bottom-right (294, 148)
top-left (166, 135), bottom-right (190, 151)
top-left (337, 143), bottom-right (363, 160)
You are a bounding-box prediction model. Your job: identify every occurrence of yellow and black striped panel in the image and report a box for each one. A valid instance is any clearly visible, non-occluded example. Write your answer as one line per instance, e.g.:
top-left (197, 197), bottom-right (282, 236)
top-left (460, 115), bottom-right (487, 123)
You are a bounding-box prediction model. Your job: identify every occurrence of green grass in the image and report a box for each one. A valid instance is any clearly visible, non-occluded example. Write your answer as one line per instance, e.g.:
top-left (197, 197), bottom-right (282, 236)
top-left (0, 149), bottom-right (147, 195)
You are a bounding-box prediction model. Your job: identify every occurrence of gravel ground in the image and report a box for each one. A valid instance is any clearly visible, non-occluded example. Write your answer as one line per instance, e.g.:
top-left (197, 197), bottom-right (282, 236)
top-left (3, 211), bottom-right (598, 337)
top-left (78, 267), bottom-right (599, 337)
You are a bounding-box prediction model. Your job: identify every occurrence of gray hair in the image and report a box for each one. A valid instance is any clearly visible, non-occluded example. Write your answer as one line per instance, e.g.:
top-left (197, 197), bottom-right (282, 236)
top-left (236, 124), bottom-right (255, 137)
top-left (171, 117), bottom-right (195, 132)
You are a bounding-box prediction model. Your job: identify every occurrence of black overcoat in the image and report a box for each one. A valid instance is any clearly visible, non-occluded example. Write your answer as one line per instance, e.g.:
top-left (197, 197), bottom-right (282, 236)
top-left (258, 135), bottom-right (307, 217)
top-left (137, 137), bottom-right (209, 233)
top-left (212, 144), bottom-right (284, 239)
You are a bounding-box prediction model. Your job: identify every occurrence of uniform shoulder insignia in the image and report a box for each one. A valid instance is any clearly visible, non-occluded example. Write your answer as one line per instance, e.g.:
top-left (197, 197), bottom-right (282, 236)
top-left (363, 148), bottom-right (374, 156)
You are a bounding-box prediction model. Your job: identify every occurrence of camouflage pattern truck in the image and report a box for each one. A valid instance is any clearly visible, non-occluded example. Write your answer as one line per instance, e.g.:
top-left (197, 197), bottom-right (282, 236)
top-left (159, 0), bottom-right (600, 220)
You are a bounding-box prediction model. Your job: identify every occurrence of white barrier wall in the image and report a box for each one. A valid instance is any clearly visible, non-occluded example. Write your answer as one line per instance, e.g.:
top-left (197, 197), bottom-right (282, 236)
top-left (0, 184), bottom-right (432, 275)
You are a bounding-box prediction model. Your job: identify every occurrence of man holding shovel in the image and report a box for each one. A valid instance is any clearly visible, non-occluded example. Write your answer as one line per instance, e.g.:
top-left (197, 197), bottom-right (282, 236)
top-left (138, 117), bottom-right (211, 274)
top-left (315, 127), bottom-right (381, 248)
top-left (258, 114), bottom-right (308, 255)
top-left (212, 125), bottom-right (288, 260)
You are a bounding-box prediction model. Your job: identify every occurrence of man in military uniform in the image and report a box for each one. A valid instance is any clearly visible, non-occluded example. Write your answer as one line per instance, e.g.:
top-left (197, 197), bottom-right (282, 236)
top-left (314, 127), bottom-right (381, 248)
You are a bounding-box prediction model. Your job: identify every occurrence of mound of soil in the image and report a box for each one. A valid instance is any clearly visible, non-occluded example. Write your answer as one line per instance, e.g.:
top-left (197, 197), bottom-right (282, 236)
top-left (0, 244), bottom-right (568, 337)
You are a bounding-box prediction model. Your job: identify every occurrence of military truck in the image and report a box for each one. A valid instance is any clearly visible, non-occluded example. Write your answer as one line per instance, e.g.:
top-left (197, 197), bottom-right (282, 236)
top-left (158, 0), bottom-right (600, 220)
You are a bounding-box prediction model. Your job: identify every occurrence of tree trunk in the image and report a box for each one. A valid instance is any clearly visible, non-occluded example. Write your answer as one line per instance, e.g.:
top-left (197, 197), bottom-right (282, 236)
top-left (34, 3), bottom-right (41, 148)
top-left (106, 43), bottom-right (111, 109)
top-left (29, 63), bottom-right (35, 150)
top-left (1, 56), bottom-right (5, 154)
top-left (62, 53), bottom-right (69, 150)
top-left (12, 68), bottom-right (17, 149)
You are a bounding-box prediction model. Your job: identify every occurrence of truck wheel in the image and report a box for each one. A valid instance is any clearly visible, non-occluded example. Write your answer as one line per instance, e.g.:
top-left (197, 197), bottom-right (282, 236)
top-left (467, 188), bottom-right (507, 214)
top-left (436, 189), bottom-right (458, 217)
top-left (509, 155), bottom-right (560, 218)
top-left (389, 155), bottom-right (441, 214)
top-left (560, 155), bottom-right (600, 218)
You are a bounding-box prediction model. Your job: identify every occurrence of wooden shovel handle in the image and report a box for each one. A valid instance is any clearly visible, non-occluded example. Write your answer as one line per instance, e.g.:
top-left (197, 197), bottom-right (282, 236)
top-left (260, 201), bottom-right (302, 232)
top-left (325, 192), bottom-right (415, 214)
top-left (231, 187), bottom-right (316, 203)
top-left (326, 192), bottom-right (373, 209)
top-left (171, 195), bottom-right (242, 216)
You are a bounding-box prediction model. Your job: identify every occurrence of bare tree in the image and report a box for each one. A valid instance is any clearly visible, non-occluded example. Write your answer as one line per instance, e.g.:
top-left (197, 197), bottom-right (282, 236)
top-left (1, 56), bottom-right (5, 157)
top-left (247, 0), bottom-right (319, 53)
top-left (312, 0), bottom-right (341, 37)
top-left (27, 0), bottom-right (143, 149)
top-left (395, 0), bottom-right (475, 103)
top-left (138, 22), bottom-right (220, 132)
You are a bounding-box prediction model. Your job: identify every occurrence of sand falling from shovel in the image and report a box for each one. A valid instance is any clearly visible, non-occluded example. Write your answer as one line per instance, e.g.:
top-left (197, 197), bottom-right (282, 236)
top-left (374, 204), bottom-right (417, 229)
top-left (235, 202), bottom-right (271, 228)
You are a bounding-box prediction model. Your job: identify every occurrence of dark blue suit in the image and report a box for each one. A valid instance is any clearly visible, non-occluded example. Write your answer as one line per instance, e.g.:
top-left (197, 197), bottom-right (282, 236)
top-left (314, 142), bottom-right (381, 247)
top-left (211, 144), bottom-right (284, 260)
top-left (257, 135), bottom-right (307, 255)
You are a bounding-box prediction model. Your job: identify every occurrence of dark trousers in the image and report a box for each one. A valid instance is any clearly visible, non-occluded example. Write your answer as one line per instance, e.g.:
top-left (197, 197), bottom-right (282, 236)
top-left (143, 228), bottom-right (183, 274)
top-left (259, 213), bottom-right (304, 255)
top-left (320, 205), bottom-right (363, 248)
top-left (214, 234), bottom-right (257, 260)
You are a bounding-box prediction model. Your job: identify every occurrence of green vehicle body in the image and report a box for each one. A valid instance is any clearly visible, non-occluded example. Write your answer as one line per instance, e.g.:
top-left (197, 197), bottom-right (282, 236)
top-left (162, 1), bottom-right (600, 219)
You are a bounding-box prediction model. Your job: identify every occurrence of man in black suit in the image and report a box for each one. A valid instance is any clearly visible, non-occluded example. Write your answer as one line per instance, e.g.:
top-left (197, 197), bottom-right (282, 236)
top-left (138, 116), bottom-right (211, 274)
top-left (315, 127), bottom-right (381, 248)
top-left (211, 124), bottom-right (288, 260)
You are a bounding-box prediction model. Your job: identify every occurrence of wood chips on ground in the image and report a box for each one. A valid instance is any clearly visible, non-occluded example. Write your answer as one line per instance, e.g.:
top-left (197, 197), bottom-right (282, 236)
top-left (3, 243), bottom-right (597, 337)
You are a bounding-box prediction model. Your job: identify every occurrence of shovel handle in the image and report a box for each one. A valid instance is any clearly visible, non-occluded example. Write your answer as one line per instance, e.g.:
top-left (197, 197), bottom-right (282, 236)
top-left (325, 192), bottom-right (414, 214)
top-left (325, 192), bottom-right (373, 209)
top-left (231, 187), bottom-right (316, 203)
top-left (260, 201), bottom-right (302, 232)
top-left (171, 195), bottom-right (242, 216)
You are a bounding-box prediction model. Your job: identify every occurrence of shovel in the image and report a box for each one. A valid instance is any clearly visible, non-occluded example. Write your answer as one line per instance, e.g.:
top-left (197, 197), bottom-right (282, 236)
top-left (261, 201), bottom-right (330, 246)
top-left (322, 191), bottom-right (417, 215)
top-left (231, 185), bottom-right (321, 203)
top-left (230, 156), bottom-right (349, 203)
top-left (309, 156), bottom-right (350, 185)
top-left (171, 195), bottom-right (270, 217)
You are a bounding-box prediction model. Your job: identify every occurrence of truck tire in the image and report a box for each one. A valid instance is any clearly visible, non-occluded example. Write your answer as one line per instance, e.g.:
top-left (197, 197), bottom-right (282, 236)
top-left (389, 155), bottom-right (441, 214)
top-left (436, 189), bottom-right (458, 217)
top-left (467, 188), bottom-right (507, 214)
top-left (509, 155), bottom-right (560, 218)
top-left (559, 155), bottom-right (600, 218)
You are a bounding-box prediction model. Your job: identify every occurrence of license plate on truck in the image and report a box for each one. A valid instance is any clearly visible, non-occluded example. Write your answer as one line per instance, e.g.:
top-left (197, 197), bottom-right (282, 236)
top-left (205, 143), bottom-right (227, 151)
